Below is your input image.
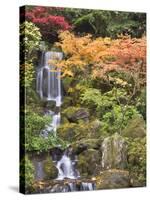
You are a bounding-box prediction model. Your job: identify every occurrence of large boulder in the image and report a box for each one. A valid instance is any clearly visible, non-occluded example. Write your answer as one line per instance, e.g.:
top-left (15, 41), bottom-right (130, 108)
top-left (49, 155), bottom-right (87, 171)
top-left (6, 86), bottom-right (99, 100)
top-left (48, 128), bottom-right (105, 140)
top-left (122, 114), bottom-right (146, 138)
top-left (63, 107), bottom-right (89, 123)
top-left (57, 119), bottom-right (102, 143)
top-left (101, 133), bottom-right (128, 169)
top-left (77, 149), bottom-right (101, 177)
top-left (72, 138), bottom-right (102, 154)
top-left (43, 157), bottom-right (58, 179)
top-left (96, 169), bottom-right (130, 189)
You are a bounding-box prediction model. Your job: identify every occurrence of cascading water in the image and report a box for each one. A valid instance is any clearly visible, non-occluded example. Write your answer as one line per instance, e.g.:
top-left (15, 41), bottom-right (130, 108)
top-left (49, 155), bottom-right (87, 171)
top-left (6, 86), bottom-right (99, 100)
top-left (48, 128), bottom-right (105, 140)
top-left (56, 151), bottom-right (80, 180)
top-left (37, 51), bottom-right (63, 106)
top-left (37, 51), bottom-right (63, 134)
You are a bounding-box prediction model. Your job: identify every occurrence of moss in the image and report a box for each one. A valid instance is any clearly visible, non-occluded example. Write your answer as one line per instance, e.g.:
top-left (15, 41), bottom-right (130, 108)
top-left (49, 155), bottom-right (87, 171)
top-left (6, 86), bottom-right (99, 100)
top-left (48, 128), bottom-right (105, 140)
top-left (43, 157), bottom-right (58, 179)
top-left (62, 106), bottom-right (89, 123)
top-left (101, 133), bottom-right (128, 169)
top-left (72, 138), bottom-right (102, 154)
top-left (77, 149), bottom-right (101, 177)
top-left (58, 118), bottom-right (102, 144)
top-left (122, 114), bottom-right (146, 138)
top-left (95, 169), bottom-right (130, 189)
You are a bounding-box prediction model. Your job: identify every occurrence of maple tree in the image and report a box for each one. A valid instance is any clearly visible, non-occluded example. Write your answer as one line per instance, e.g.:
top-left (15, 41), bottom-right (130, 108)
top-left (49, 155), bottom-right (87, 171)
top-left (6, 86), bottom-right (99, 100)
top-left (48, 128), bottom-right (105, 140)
top-left (25, 6), bottom-right (71, 42)
top-left (55, 31), bottom-right (146, 88)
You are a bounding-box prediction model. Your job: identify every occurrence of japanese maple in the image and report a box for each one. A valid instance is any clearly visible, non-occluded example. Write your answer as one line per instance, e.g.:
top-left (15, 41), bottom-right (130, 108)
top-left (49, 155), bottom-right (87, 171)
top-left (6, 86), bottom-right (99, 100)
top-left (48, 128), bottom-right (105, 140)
top-left (25, 6), bottom-right (71, 42)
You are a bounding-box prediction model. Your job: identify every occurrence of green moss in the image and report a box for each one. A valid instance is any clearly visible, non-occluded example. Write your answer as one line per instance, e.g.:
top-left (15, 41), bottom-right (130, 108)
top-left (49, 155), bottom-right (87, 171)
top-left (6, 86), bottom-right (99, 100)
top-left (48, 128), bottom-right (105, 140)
top-left (122, 114), bottom-right (146, 138)
top-left (43, 157), bottom-right (58, 179)
top-left (58, 119), bottom-right (102, 143)
top-left (20, 156), bottom-right (35, 190)
top-left (62, 106), bottom-right (89, 123)
top-left (72, 138), bottom-right (102, 154)
top-left (77, 149), bottom-right (101, 177)
top-left (95, 169), bottom-right (130, 189)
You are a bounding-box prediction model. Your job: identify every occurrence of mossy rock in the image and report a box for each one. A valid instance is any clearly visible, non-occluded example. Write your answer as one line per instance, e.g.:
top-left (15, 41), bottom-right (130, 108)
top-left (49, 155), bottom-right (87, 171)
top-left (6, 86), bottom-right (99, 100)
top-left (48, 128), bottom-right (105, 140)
top-left (72, 138), bottom-right (102, 154)
top-left (43, 157), bottom-right (58, 179)
top-left (61, 96), bottom-right (73, 109)
top-left (101, 133), bottom-right (128, 169)
top-left (62, 106), bottom-right (89, 123)
top-left (57, 119), bottom-right (102, 143)
top-left (96, 169), bottom-right (130, 189)
top-left (57, 123), bottom-right (79, 142)
top-left (122, 114), bottom-right (146, 138)
top-left (77, 149), bottom-right (101, 177)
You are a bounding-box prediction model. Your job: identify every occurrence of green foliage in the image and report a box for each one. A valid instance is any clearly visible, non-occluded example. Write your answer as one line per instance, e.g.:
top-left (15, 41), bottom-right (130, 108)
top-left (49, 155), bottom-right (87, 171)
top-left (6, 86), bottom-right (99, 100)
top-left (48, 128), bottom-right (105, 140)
top-left (102, 105), bottom-right (139, 134)
top-left (72, 10), bottom-right (146, 38)
top-left (122, 114), bottom-right (146, 138)
top-left (43, 157), bottom-right (58, 179)
top-left (25, 111), bottom-right (50, 136)
top-left (80, 87), bottom-right (139, 134)
top-left (20, 21), bottom-right (41, 89)
top-left (136, 88), bottom-right (146, 120)
top-left (20, 61), bottom-right (34, 88)
top-left (26, 134), bottom-right (68, 152)
top-left (74, 11), bottom-right (110, 36)
top-left (20, 21), bottom-right (42, 60)
top-left (127, 137), bottom-right (146, 185)
top-left (20, 156), bottom-right (35, 190)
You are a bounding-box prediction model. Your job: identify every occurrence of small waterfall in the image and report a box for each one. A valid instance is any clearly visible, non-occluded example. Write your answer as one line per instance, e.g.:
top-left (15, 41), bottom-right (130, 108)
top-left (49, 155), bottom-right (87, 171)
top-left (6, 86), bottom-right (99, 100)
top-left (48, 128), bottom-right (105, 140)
top-left (37, 51), bottom-right (63, 135)
top-left (40, 110), bottom-right (61, 137)
top-left (37, 51), bottom-right (63, 106)
top-left (32, 160), bottom-right (46, 180)
top-left (56, 152), bottom-right (79, 180)
top-left (81, 182), bottom-right (96, 191)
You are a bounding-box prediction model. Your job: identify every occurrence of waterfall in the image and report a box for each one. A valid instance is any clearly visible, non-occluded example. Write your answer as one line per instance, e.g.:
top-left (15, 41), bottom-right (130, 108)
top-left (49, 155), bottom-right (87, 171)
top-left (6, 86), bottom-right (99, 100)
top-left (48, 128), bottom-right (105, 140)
top-left (56, 151), bottom-right (79, 180)
top-left (37, 51), bottom-right (63, 106)
top-left (81, 182), bottom-right (96, 191)
top-left (40, 110), bottom-right (61, 137)
top-left (37, 51), bottom-right (63, 135)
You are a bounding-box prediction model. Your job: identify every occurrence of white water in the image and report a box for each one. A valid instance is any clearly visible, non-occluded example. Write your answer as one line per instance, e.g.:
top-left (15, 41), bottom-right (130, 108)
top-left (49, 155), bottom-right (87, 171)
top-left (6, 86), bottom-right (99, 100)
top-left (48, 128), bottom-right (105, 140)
top-left (56, 151), bottom-right (80, 180)
top-left (37, 51), bottom-right (63, 107)
top-left (40, 110), bottom-right (61, 137)
top-left (37, 51), bottom-right (63, 135)
top-left (56, 153), bottom-right (77, 180)
top-left (81, 182), bottom-right (95, 191)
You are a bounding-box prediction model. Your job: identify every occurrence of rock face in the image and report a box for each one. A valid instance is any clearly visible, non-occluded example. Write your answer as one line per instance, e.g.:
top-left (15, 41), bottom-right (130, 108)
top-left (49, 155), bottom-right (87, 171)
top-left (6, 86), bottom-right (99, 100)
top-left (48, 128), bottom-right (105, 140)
top-left (77, 149), bottom-right (101, 177)
top-left (96, 169), bottom-right (130, 189)
top-left (101, 133), bottom-right (127, 169)
top-left (122, 114), bottom-right (146, 138)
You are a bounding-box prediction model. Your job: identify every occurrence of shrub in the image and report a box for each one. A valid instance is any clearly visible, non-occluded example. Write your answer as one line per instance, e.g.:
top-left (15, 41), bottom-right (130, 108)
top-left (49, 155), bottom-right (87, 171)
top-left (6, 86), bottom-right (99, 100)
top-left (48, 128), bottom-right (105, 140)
top-left (127, 137), bottom-right (146, 186)
top-left (20, 21), bottom-right (42, 60)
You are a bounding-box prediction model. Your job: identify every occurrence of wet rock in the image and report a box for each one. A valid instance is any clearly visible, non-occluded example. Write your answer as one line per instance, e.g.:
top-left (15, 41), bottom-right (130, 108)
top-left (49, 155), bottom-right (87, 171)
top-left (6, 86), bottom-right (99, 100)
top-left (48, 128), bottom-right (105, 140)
top-left (101, 133), bottom-right (127, 169)
top-left (32, 179), bottom-right (96, 194)
top-left (43, 157), bottom-right (58, 179)
top-left (96, 169), bottom-right (130, 189)
top-left (122, 114), bottom-right (146, 138)
top-left (77, 149), bottom-right (101, 177)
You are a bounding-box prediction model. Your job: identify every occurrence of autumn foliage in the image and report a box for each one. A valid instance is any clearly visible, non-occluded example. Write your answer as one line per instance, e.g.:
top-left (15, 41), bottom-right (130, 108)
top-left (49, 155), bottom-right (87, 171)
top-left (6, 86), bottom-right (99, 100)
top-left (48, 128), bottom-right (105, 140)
top-left (25, 6), bottom-right (71, 41)
top-left (55, 31), bottom-right (146, 86)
